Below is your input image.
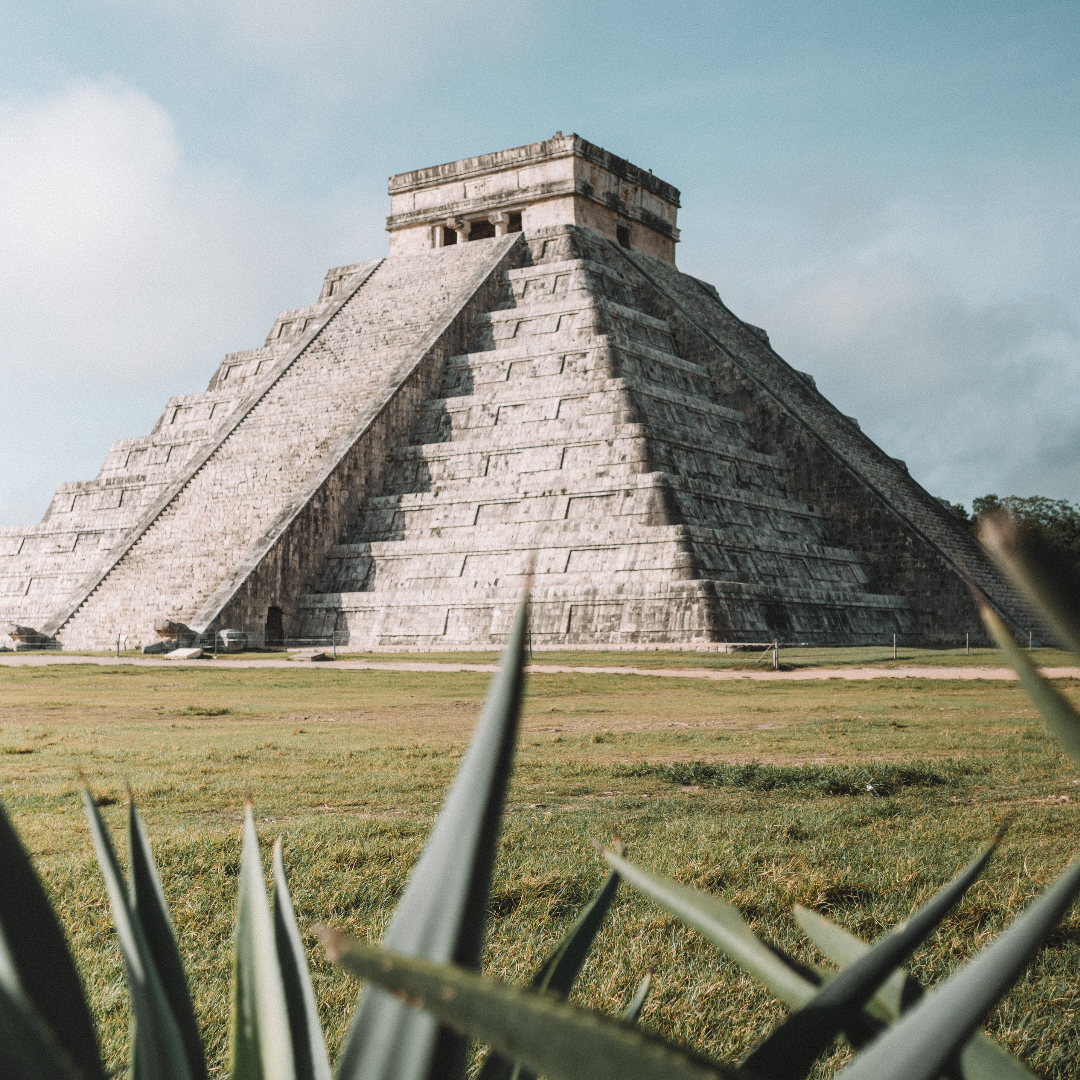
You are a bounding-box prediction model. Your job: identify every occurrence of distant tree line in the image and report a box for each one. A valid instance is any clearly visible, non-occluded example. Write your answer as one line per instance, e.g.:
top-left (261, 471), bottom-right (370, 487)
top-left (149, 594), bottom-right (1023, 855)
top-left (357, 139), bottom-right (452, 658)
top-left (941, 494), bottom-right (1080, 569)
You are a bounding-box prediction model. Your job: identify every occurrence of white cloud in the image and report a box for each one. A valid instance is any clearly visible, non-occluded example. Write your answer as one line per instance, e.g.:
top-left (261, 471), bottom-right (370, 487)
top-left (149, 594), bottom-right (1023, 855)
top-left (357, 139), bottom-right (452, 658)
top-left (1, 79), bottom-right (251, 385)
top-left (102, 0), bottom-right (532, 100)
top-left (759, 239), bottom-right (1080, 506)
top-left (680, 176), bottom-right (1080, 508)
top-left (0, 77), bottom-right (387, 525)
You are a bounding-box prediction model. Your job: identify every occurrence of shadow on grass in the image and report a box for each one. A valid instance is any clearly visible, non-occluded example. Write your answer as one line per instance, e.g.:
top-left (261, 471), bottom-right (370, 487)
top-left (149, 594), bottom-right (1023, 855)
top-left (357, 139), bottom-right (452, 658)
top-left (611, 759), bottom-right (985, 796)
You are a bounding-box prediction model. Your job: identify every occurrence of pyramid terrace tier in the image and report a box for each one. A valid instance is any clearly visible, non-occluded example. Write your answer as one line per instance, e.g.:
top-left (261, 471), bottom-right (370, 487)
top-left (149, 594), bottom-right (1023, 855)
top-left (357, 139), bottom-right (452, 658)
top-left (296, 578), bottom-right (913, 649)
top-left (340, 471), bottom-right (829, 542)
top-left (310, 521), bottom-right (881, 595)
top-left (441, 333), bottom-right (711, 397)
top-left (382, 430), bottom-right (789, 501)
top-left (411, 372), bottom-right (751, 445)
top-left (387, 409), bottom-right (782, 471)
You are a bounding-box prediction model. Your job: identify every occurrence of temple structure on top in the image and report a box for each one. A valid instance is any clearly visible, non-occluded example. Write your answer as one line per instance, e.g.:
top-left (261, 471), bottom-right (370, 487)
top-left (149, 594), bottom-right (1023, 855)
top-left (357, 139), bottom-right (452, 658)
top-left (0, 135), bottom-right (1041, 651)
top-left (386, 134), bottom-right (680, 264)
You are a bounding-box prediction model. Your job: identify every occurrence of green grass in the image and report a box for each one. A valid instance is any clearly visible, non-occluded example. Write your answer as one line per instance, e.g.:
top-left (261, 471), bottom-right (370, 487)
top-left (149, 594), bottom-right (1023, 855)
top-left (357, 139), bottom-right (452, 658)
top-left (1, 663), bottom-right (1078, 1078)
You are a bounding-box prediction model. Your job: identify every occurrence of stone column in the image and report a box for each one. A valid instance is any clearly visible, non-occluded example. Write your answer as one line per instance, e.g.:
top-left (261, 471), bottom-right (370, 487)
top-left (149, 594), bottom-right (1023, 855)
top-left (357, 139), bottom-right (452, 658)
top-left (445, 217), bottom-right (468, 245)
top-left (489, 211), bottom-right (509, 237)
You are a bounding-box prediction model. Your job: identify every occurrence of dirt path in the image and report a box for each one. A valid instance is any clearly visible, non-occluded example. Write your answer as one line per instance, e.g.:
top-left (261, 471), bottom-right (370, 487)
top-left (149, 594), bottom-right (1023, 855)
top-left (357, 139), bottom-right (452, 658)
top-left (2, 653), bottom-right (1078, 682)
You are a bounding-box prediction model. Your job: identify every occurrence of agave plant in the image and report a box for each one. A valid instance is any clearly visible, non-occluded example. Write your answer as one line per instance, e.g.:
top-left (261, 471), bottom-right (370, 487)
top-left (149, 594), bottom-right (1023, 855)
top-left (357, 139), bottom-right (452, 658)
top-left (2, 530), bottom-right (1080, 1080)
top-left (313, 537), bottom-right (1080, 1080)
top-left (0, 601), bottom-right (640, 1080)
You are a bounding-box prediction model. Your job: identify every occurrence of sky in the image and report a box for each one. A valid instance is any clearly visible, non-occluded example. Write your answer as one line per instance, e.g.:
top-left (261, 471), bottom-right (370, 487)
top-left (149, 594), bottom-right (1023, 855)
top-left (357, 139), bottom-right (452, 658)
top-left (1, 0), bottom-right (1078, 526)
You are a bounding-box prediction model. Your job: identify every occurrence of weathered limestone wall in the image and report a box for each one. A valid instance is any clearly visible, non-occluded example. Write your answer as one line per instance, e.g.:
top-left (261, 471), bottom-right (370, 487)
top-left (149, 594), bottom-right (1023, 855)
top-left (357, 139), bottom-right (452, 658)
top-left (49, 236), bottom-right (522, 648)
top-left (609, 245), bottom-right (1041, 642)
top-left (207, 237), bottom-right (526, 639)
top-left (387, 134), bottom-right (680, 265)
top-left (295, 225), bottom-right (914, 649)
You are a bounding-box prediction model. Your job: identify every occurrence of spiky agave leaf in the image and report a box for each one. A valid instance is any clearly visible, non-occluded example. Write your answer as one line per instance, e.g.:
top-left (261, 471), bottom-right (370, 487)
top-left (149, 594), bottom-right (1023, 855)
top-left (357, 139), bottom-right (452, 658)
top-left (319, 930), bottom-right (736, 1080)
top-left (981, 601), bottom-right (1080, 768)
top-left (477, 858), bottom-right (623, 1080)
top-left (600, 850), bottom-right (895, 1054)
top-left (0, 800), bottom-right (105, 1080)
top-left (229, 806), bottom-right (295, 1080)
top-left (793, 909), bottom-right (909, 1017)
top-left (622, 969), bottom-right (653, 1024)
top-left (273, 839), bottom-right (332, 1080)
top-left (0, 933), bottom-right (84, 1080)
top-left (82, 786), bottom-right (193, 1080)
top-left (335, 597), bottom-right (529, 1080)
top-left (979, 511), bottom-right (1080, 656)
top-left (601, 849), bottom-right (815, 1011)
top-left (128, 798), bottom-right (208, 1080)
top-left (738, 829), bottom-right (1004, 1080)
top-left (834, 851), bottom-right (1080, 1080)
top-left (794, 906), bottom-right (1039, 1080)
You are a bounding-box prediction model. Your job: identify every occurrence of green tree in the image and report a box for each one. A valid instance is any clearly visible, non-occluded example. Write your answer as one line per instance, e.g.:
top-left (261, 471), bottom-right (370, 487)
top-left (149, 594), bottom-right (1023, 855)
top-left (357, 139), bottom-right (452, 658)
top-left (970, 495), bottom-right (1080, 570)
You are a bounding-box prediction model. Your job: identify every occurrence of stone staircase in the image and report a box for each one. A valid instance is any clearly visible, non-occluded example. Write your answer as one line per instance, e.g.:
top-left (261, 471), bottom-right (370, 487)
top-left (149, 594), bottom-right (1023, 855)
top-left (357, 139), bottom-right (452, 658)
top-left (0, 261), bottom-right (379, 637)
top-left (10, 239), bottom-right (520, 648)
top-left (294, 228), bottom-right (912, 647)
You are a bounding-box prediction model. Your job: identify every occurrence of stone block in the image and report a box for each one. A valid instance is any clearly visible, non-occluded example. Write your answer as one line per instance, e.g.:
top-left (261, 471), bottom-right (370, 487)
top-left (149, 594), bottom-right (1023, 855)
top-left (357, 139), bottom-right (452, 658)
top-left (217, 629), bottom-right (246, 652)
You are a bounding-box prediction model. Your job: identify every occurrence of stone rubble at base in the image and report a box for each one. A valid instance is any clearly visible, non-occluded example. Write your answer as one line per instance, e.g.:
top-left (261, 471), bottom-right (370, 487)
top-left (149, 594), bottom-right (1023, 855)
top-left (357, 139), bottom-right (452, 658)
top-left (0, 135), bottom-right (1041, 651)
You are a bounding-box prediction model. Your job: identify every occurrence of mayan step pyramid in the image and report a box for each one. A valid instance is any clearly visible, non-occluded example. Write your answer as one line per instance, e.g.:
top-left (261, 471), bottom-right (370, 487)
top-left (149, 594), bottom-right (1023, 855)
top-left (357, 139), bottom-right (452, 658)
top-left (0, 135), bottom-right (1039, 650)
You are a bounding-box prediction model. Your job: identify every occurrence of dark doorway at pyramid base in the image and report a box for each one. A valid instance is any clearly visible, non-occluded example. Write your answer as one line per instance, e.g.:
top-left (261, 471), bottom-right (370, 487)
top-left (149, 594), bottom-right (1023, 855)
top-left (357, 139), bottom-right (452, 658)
top-left (264, 605), bottom-right (284, 647)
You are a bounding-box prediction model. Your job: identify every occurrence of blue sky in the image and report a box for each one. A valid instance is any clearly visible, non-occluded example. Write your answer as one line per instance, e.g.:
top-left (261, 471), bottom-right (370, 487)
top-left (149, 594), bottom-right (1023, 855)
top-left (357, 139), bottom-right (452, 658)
top-left (2, 0), bottom-right (1078, 525)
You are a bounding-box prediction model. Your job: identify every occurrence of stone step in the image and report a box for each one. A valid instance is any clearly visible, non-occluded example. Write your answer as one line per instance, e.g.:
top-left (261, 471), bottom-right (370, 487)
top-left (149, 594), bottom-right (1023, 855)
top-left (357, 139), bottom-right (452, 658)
top-left (322, 523), bottom-right (864, 565)
top-left (388, 425), bottom-right (786, 472)
top-left (441, 341), bottom-right (712, 399)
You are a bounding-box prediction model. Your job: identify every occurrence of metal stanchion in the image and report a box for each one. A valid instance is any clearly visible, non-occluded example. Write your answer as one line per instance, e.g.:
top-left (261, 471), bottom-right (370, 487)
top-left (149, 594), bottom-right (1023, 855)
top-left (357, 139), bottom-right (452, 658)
top-left (893, 633), bottom-right (897, 660)
top-left (966, 632), bottom-right (969, 655)
top-left (772, 639), bottom-right (779, 670)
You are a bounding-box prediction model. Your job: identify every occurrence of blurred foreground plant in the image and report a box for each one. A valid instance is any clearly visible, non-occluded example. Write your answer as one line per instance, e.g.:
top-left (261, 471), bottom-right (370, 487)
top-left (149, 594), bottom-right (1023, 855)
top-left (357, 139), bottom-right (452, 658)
top-left (1, 568), bottom-right (1079, 1080)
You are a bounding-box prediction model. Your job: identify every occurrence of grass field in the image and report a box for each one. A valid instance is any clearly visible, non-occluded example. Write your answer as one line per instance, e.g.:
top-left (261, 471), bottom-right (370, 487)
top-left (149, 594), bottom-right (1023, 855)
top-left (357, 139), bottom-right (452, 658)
top-left (2, 661), bottom-right (1079, 1078)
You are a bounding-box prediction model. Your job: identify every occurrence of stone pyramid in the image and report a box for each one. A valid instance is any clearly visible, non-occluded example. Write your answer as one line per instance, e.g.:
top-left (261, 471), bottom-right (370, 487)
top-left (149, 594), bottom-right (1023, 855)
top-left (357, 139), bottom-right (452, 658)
top-left (0, 135), bottom-right (1038, 650)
